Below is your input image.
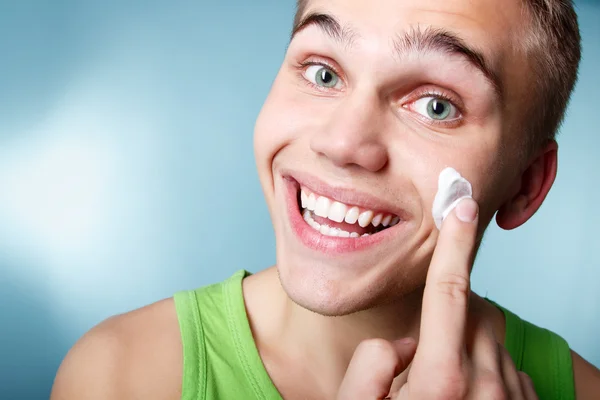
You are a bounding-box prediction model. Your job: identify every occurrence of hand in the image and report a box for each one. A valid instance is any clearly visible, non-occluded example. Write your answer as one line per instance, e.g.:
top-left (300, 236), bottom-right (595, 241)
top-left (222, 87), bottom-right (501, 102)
top-left (337, 198), bottom-right (538, 399)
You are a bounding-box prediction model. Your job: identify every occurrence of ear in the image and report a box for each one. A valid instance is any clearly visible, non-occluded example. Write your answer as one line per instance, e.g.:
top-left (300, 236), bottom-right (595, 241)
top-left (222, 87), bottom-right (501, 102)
top-left (496, 140), bottom-right (558, 230)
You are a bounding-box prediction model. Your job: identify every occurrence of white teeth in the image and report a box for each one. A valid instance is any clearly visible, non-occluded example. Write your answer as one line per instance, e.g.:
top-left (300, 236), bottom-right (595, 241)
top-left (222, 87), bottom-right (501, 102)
top-left (314, 196), bottom-right (331, 218)
top-left (372, 213), bottom-right (383, 227)
top-left (307, 193), bottom-right (317, 211)
top-left (382, 215), bottom-right (392, 227)
top-left (302, 208), bottom-right (362, 238)
top-left (328, 202), bottom-right (347, 223)
top-left (300, 188), bottom-right (399, 232)
top-left (301, 191), bottom-right (308, 209)
top-left (345, 207), bottom-right (360, 224)
top-left (358, 210), bottom-right (374, 228)
top-left (304, 209), bottom-right (321, 230)
top-left (309, 219), bottom-right (321, 230)
top-left (303, 209), bottom-right (311, 222)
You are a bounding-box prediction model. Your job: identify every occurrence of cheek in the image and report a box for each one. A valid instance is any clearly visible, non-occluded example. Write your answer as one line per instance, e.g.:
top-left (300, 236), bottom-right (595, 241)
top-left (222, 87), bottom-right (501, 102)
top-left (254, 80), bottom-right (290, 176)
top-left (388, 136), bottom-right (444, 223)
top-left (390, 130), bottom-right (501, 227)
top-left (253, 73), bottom-right (317, 210)
top-left (255, 79), bottom-right (306, 159)
top-left (254, 74), bottom-right (339, 170)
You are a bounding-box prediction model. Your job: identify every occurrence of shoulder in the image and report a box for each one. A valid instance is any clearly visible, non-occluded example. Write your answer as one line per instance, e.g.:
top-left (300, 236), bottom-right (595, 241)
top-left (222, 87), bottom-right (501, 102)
top-left (572, 349), bottom-right (600, 400)
top-left (51, 298), bottom-right (183, 400)
top-left (475, 295), bottom-right (600, 399)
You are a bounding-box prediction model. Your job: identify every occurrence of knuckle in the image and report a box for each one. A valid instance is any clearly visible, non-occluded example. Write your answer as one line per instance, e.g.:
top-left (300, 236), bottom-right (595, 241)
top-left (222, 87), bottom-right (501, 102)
top-left (486, 385), bottom-right (508, 400)
top-left (353, 338), bottom-right (401, 375)
top-left (499, 345), bottom-right (514, 363)
top-left (499, 345), bottom-right (518, 368)
top-left (435, 273), bottom-right (471, 304)
top-left (477, 372), bottom-right (507, 400)
top-left (355, 339), bottom-right (397, 364)
top-left (499, 345), bottom-right (511, 358)
top-left (418, 372), bottom-right (468, 399)
top-left (519, 371), bottom-right (534, 387)
top-left (357, 338), bottom-right (394, 354)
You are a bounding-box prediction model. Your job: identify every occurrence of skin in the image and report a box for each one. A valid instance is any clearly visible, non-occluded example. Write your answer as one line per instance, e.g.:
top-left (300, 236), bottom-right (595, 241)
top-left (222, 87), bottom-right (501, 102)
top-left (253, 0), bottom-right (523, 323)
top-left (51, 0), bottom-right (600, 399)
top-left (336, 200), bottom-right (532, 399)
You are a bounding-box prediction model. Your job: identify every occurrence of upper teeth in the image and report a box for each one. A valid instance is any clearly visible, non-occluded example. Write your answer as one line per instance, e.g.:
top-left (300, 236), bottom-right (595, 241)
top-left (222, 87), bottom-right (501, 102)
top-left (300, 187), bottom-right (399, 228)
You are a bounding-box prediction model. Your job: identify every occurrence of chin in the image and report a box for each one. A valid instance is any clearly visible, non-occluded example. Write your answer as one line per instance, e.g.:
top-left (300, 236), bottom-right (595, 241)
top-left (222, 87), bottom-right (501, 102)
top-left (274, 245), bottom-right (423, 317)
top-left (276, 261), bottom-right (378, 317)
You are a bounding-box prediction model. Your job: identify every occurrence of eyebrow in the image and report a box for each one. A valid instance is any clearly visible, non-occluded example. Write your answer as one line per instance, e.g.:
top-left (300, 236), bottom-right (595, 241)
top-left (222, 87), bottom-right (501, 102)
top-left (292, 12), bottom-right (503, 100)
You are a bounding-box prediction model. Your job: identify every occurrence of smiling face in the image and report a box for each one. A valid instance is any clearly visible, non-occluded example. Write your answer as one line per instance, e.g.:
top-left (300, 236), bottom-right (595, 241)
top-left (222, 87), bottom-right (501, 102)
top-left (254, 0), bottom-right (537, 315)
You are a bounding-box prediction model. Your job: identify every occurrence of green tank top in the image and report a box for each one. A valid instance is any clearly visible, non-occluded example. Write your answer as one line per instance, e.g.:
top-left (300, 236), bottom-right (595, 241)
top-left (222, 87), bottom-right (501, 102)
top-left (173, 270), bottom-right (575, 400)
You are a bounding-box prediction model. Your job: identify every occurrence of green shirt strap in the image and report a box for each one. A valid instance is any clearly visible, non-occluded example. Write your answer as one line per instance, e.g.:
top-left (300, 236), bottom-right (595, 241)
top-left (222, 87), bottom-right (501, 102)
top-left (491, 301), bottom-right (575, 400)
top-left (174, 271), bottom-right (282, 400)
top-left (174, 289), bottom-right (207, 400)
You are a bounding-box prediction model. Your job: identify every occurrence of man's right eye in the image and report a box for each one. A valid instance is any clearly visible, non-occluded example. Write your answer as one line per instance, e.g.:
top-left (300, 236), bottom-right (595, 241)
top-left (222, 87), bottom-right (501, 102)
top-left (304, 65), bottom-right (341, 89)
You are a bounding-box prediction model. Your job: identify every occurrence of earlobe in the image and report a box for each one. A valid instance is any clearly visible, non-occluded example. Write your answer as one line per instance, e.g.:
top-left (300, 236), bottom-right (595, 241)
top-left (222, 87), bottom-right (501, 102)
top-left (496, 141), bottom-right (558, 230)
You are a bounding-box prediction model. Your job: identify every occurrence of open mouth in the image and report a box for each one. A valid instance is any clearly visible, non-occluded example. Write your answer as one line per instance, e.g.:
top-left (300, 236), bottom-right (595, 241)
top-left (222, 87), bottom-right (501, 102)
top-left (296, 186), bottom-right (400, 238)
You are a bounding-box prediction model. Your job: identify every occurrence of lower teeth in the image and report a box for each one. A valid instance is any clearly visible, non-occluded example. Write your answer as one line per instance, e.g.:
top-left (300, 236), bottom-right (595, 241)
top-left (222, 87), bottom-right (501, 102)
top-left (302, 209), bottom-right (368, 238)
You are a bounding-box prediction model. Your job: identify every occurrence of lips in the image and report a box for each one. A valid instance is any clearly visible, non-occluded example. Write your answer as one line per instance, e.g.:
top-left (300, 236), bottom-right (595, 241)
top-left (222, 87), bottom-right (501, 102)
top-left (282, 172), bottom-right (409, 254)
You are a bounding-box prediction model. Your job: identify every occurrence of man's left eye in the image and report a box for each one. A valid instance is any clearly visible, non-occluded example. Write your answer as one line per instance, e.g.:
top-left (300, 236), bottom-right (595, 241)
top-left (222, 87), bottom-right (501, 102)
top-left (412, 97), bottom-right (460, 121)
top-left (304, 65), bottom-right (342, 89)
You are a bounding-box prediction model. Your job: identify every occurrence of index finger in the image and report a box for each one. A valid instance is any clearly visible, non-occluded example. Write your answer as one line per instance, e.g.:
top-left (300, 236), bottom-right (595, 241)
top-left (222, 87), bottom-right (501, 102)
top-left (418, 198), bottom-right (479, 365)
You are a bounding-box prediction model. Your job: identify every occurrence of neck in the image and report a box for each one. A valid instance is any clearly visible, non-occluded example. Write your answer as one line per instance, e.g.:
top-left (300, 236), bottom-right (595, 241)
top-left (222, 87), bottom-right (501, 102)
top-left (243, 267), bottom-right (424, 397)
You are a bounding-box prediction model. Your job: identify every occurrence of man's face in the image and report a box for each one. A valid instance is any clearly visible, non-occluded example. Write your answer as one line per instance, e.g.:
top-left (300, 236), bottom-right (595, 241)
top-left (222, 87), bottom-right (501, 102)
top-left (254, 0), bottom-right (531, 315)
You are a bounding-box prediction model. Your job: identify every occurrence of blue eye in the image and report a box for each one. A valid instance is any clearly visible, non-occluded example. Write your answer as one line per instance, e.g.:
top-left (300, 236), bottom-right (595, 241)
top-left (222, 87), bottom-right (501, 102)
top-left (304, 65), bottom-right (340, 89)
top-left (412, 97), bottom-right (460, 121)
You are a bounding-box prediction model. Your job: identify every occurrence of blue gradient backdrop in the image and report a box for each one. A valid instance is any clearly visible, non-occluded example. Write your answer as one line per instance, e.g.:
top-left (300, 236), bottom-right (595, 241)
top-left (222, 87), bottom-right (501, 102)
top-left (0, 1), bottom-right (598, 398)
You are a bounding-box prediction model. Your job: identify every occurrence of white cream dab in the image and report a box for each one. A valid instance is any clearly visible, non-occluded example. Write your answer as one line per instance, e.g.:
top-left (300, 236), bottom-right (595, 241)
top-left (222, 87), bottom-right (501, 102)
top-left (432, 167), bottom-right (473, 230)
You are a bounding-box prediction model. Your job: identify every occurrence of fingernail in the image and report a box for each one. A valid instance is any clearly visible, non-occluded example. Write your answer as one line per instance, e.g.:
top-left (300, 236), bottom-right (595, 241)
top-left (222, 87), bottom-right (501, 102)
top-left (455, 198), bottom-right (478, 223)
top-left (398, 337), bottom-right (416, 346)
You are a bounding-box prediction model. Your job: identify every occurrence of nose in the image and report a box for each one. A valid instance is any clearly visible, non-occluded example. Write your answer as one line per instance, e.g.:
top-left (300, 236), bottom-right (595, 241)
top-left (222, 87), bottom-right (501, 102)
top-left (310, 94), bottom-right (388, 172)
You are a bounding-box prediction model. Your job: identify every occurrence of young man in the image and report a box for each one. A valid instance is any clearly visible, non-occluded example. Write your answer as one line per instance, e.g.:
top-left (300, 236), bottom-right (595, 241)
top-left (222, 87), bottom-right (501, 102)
top-left (51, 0), bottom-right (600, 399)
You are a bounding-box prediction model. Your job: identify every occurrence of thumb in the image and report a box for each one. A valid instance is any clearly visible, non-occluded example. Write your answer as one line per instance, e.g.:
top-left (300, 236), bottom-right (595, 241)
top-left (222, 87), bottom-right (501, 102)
top-left (337, 338), bottom-right (417, 400)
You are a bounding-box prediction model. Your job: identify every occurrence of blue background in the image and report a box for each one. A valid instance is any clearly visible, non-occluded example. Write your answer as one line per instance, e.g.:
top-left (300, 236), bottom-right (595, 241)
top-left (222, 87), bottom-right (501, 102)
top-left (0, 1), bottom-right (598, 398)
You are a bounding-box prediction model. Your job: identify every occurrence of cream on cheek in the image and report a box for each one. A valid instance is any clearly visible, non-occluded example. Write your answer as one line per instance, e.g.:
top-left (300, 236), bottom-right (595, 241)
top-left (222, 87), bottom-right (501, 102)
top-left (431, 167), bottom-right (473, 229)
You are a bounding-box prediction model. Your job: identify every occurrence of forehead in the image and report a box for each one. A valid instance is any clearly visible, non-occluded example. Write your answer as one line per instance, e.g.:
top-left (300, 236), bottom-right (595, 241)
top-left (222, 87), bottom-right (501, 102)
top-left (298, 0), bottom-right (525, 72)
top-left (301, 0), bottom-right (522, 33)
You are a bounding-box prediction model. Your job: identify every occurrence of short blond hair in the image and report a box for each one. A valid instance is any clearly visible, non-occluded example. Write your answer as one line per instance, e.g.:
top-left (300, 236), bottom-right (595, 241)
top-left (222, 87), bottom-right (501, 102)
top-left (293, 0), bottom-right (582, 152)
